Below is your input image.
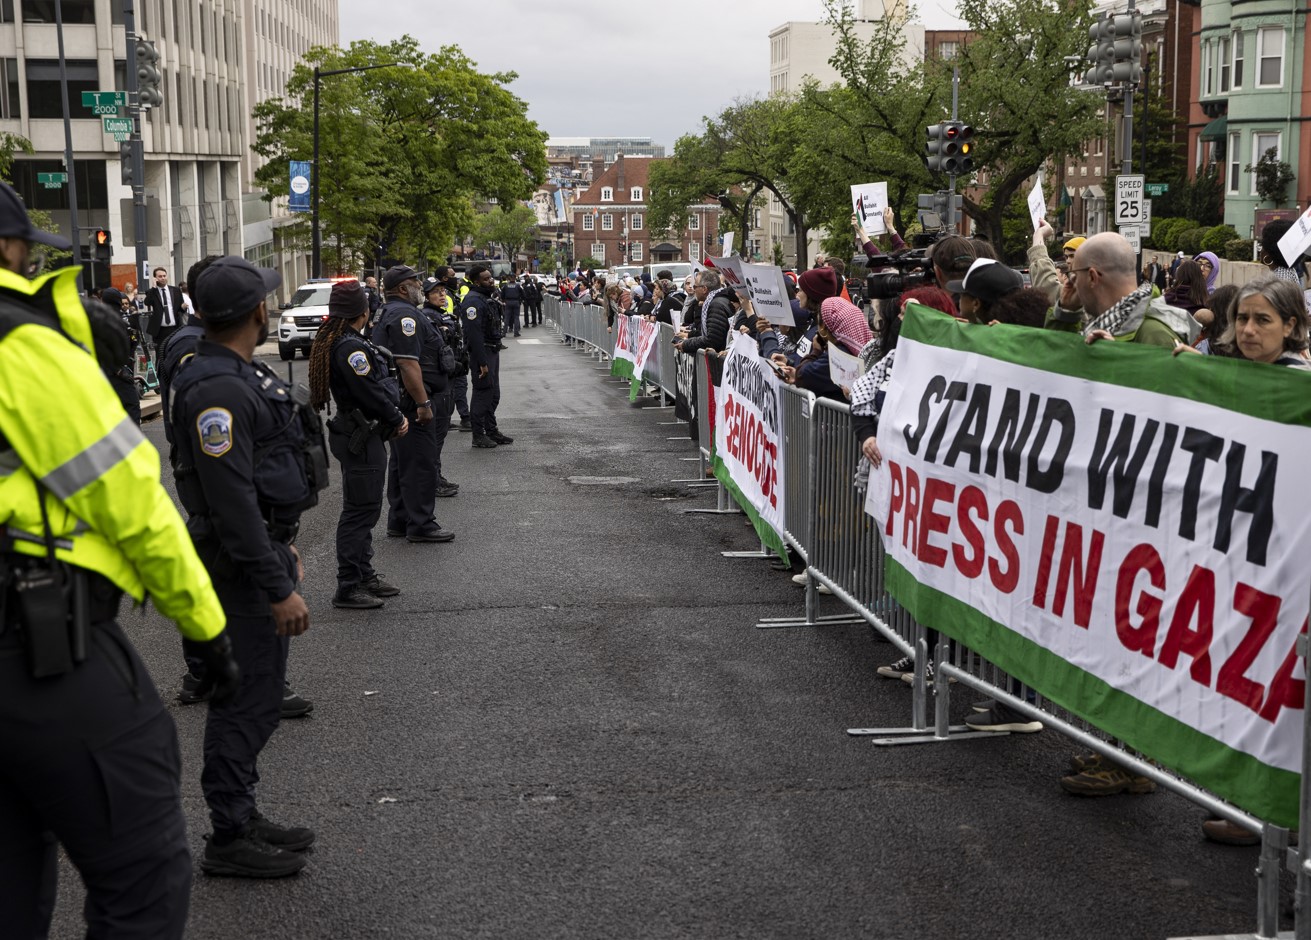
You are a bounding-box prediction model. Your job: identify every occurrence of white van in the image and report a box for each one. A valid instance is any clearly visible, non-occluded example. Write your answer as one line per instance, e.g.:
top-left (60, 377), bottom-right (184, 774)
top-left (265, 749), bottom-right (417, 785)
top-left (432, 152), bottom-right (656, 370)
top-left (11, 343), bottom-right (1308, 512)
top-left (643, 262), bottom-right (695, 283)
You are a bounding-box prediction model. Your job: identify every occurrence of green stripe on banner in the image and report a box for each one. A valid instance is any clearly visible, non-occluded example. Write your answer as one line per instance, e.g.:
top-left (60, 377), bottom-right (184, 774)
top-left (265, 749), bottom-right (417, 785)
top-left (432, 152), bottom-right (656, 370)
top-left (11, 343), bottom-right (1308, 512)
top-left (629, 377), bottom-right (640, 402)
top-left (885, 557), bottom-right (1300, 827)
top-left (710, 454), bottom-right (789, 559)
top-left (900, 305), bottom-right (1311, 428)
top-left (610, 357), bottom-right (634, 380)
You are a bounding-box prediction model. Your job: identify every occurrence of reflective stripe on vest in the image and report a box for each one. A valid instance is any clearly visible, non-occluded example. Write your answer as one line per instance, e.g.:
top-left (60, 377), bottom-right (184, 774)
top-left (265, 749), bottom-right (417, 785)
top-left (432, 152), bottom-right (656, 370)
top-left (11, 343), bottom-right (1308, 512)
top-left (40, 415), bottom-right (143, 500)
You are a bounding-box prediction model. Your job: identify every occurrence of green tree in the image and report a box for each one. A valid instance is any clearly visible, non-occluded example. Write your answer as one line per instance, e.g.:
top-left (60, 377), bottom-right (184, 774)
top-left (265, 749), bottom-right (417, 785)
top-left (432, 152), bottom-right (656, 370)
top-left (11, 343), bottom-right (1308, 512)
top-left (471, 204), bottom-right (539, 259)
top-left (252, 36), bottom-right (546, 275)
top-left (1245, 147), bottom-right (1296, 206)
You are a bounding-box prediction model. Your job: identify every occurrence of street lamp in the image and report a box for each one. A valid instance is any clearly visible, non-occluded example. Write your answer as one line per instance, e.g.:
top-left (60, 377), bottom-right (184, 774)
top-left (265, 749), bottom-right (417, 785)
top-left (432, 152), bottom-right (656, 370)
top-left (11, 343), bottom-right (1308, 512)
top-left (311, 61), bottom-right (412, 278)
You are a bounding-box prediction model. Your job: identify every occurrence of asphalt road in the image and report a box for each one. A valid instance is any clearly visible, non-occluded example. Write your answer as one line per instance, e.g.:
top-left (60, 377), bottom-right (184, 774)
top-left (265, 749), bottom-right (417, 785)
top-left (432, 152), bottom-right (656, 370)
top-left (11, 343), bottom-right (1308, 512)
top-left (49, 324), bottom-right (1267, 940)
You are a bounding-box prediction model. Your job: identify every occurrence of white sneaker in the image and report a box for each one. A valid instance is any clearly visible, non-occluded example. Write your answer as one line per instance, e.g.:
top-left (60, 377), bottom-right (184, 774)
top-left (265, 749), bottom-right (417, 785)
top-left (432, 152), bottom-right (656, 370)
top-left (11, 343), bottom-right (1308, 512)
top-left (790, 572), bottom-right (831, 594)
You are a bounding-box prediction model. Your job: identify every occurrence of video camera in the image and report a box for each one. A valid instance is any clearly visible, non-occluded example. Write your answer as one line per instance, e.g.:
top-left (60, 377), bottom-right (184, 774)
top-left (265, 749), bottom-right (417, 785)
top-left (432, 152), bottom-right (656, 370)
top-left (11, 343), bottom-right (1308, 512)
top-left (865, 248), bottom-right (934, 301)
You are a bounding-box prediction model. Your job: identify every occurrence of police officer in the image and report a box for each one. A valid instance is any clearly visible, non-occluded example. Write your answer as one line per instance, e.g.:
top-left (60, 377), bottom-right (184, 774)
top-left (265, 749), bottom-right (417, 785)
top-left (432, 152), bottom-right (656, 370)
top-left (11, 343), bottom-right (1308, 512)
top-left (524, 275), bottom-right (542, 327)
top-left (308, 281), bottom-right (410, 608)
top-left (501, 272), bottom-right (524, 337)
top-left (374, 265), bottom-right (456, 542)
top-left (464, 263), bottom-right (514, 448)
top-left (422, 275), bottom-right (472, 471)
top-left (92, 286), bottom-right (143, 424)
top-left (161, 255), bottom-right (314, 719)
top-left (171, 255), bottom-right (326, 879)
top-left (0, 181), bottom-right (239, 936)
top-left (435, 266), bottom-right (472, 431)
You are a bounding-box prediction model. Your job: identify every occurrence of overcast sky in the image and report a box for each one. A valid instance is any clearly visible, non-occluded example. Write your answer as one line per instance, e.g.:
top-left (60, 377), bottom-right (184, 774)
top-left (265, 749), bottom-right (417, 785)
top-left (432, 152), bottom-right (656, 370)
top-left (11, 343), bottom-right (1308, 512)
top-left (338, 0), bottom-right (965, 149)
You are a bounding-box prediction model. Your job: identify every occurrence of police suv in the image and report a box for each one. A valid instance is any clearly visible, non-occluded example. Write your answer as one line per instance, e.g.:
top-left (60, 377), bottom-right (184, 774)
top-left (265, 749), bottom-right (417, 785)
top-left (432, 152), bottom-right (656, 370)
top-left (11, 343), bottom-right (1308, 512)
top-left (277, 277), bottom-right (362, 360)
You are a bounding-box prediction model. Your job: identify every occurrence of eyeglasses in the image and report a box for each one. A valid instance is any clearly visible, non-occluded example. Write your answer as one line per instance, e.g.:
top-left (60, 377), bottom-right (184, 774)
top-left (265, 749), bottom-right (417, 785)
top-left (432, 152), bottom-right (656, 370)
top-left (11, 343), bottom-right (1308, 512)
top-left (1068, 267), bottom-right (1094, 278)
top-left (1197, 260), bottom-right (1214, 268)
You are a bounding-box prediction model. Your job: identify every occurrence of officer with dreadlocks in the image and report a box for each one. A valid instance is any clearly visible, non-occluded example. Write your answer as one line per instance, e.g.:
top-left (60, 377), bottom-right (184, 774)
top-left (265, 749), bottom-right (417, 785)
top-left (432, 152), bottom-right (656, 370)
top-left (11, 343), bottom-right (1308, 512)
top-left (308, 280), bottom-right (409, 609)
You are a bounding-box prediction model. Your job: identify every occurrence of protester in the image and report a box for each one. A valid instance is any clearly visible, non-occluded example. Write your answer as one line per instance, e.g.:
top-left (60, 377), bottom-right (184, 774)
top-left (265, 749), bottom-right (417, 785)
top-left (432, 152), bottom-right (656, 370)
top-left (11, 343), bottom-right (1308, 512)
top-left (1163, 260), bottom-right (1209, 317)
top-left (675, 269), bottom-right (734, 355)
top-left (1176, 276), bottom-right (1310, 369)
top-left (1194, 284), bottom-right (1238, 354)
top-left (1193, 251), bottom-right (1221, 293)
top-left (775, 292), bottom-right (872, 401)
top-left (944, 258), bottom-right (1025, 324)
top-left (1027, 220), bottom-right (1061, 304)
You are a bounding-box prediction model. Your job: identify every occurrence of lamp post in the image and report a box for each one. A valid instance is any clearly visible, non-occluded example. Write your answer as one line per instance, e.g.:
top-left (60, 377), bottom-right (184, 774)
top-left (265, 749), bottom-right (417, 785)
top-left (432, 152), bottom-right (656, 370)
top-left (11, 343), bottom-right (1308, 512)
top-left (311, 61), bottom-right (409, 278)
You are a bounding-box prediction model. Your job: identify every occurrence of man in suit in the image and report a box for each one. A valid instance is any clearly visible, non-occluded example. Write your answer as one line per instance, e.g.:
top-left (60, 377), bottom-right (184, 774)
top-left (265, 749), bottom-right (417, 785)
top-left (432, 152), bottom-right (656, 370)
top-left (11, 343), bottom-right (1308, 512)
top-left (146, 266), bottom-right (188, 352)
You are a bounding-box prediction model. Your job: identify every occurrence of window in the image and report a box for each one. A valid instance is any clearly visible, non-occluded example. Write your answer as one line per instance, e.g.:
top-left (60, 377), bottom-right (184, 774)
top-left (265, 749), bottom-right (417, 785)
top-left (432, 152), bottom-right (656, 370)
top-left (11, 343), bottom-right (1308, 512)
top-left (1203, 41), bottom-right (1215, 96)
top-left (1252, 132), bottom-right (1281, 195)
top-left (1220, 37), bottom-right (1230, 92)
top-left (1257, 26), bottom-right (1283, 87)
top-left (26, 59), bottom-right (98, 119)
top-left (939, 41), bottom-right (958, 60)
top-left (601, 213), bottom-right (613, 231)
top-left (582, 213), bottom-right (594, 231)
top-left (630, 187), bottom-right (642, 201)
top-left (631, 242), bottom-right (643, 261)
top-left (1232, 30), bottom-right (1244, 89)
top-left (690, 241), bottom-right (701, 261)
top-left (1228, 132), bottom-right (1242, 193)
top-left (600, 186), bottom-right (613, 202)
top-left (0, 0), bottom-right (12, 22)
top-left (24, 0), bottom-right (93, 22)
top-left (592, 242), bottom-right (605, 262)
top-left (632, 214), bottom-right (643, 231)
top-left (688, 214), bottom-right (699, 230)
top-left (0, 59), bottom-right (17, 118)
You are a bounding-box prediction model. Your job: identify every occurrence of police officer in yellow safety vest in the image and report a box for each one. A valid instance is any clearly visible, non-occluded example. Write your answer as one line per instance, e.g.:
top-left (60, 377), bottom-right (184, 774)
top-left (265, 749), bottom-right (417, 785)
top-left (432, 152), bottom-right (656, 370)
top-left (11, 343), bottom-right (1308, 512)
top-left (0, 180), bottom-right (239, 938)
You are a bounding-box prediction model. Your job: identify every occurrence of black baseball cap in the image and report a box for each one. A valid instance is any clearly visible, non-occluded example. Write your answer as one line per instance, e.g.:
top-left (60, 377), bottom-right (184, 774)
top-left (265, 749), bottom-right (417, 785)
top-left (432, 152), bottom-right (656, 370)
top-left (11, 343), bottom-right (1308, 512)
top-left (945, 258), bottom-right (1023, 305)
top-left (383, 264), bottom-right (421, 291)
top-left (0, 181), bottom-right (71, 249)
top-left (421, 276), bottom-right (444, 295)
top-left (193, 255), bottom-right (281, 325)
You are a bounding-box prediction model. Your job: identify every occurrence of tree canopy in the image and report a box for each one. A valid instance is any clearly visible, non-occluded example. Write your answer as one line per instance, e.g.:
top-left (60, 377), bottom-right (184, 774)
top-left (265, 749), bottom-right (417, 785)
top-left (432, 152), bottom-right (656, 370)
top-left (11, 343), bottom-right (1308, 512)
top-left (252, 36), bottom-right (547, 275)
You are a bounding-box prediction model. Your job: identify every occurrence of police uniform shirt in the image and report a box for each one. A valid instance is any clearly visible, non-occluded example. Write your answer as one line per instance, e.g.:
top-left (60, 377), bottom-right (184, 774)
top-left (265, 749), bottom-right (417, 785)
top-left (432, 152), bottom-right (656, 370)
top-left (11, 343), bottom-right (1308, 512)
top-left (173, 342), bottom-right (307, 603)
top-left (462, 290), bottom-right (499, 370)
top-left (422, 301), bottom-right (463, 351)
top-left (158, 322), bottom-right (205, 445)
top-left (374, 299), bottom-right (449, 396)
top-left (329, 328), bottom-right (405, 429)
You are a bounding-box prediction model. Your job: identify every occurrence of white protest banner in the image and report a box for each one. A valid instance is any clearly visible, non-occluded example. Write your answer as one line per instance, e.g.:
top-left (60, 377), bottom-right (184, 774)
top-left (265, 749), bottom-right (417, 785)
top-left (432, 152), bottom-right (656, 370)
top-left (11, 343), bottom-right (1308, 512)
top-left (828, 343), bottom-right (863, 389)
top-left (851, 182), bottom-right (889, 237)
top-left (633, 316), bottom-right (661, 381)
top-left (865, 308), bottom-right (1311, 827)
top-left (740, 262), bottom-right (795, 326)
top-left (722, 231), bottom-right (735, 257)
top-left (714, 333), bottom-right (788, 557)
top-left (1027, 178), bottom-right (1046, 231)
top-left (1277, 202), bottom-right (1311, 267)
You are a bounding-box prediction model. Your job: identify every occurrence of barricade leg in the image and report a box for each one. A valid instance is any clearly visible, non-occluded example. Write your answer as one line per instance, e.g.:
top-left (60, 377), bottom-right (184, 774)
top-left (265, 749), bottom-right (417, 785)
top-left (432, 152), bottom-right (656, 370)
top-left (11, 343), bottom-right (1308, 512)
top-left (683, 481), bottom-right (743, 516)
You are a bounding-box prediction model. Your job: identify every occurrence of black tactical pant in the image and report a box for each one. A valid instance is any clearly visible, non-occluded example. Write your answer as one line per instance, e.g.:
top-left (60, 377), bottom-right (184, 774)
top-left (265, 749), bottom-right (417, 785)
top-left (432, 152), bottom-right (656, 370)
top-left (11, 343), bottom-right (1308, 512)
top-left (198, 540), bottom-right (295, 837)
top-left (386, 393), bottom-right (450, 535)
top-left (330, 428), bottom-right (386, 590)
top-left (450, 373), bottom-right (470, 420)
top-left (0, 620), bottom-right (191, 939)
top-left (470, 352), bottom-right (501, 436)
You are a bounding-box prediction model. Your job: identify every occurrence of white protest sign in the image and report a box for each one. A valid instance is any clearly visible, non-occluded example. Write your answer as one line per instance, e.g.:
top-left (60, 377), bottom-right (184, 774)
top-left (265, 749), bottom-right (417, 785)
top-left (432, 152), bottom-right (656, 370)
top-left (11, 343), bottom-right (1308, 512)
top-left (739, 262), bottom-right (795, 326)
top-left (851, 182), bottom-right (889, 237)
top-left (715, 333), bottom-right (786, 544)
top-left (706, 256), bottom-right (748, 295)
top-left (1277, 203), bottom-right (1311, 267)
top-left (1027, 178), bottom-right (1046, 231)
top-left (828, 343), bottom-right (864, 389)
top-left (722, 231), bottom-right (735, 257)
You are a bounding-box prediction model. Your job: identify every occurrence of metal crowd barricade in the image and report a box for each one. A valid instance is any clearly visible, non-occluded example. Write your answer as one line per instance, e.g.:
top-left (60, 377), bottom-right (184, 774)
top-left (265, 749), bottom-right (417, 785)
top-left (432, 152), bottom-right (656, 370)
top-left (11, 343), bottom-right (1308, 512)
top-left (548, 317), bottom-right (1311, 939)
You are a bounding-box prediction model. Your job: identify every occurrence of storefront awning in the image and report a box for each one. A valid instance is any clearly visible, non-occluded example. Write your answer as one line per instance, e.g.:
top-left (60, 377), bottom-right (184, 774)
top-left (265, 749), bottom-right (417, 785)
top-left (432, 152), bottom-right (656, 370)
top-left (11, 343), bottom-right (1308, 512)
top-left (1199, 116), bottom-right (1228, 141)
top-left (1081, 185), bottom-right (1105, 200)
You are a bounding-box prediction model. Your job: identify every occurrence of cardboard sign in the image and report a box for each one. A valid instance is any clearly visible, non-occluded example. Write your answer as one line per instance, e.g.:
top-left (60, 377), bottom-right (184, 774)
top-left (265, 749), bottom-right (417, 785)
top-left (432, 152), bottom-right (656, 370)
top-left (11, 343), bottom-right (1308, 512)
top-left (828, 343), bottom-right (864, 388)
top-left (1276, 203), bottom-right (1311, 267)
top-left (1027, 178), bottom-right (1046, 231)
top-left (740, 262), bottom-right (795, 326)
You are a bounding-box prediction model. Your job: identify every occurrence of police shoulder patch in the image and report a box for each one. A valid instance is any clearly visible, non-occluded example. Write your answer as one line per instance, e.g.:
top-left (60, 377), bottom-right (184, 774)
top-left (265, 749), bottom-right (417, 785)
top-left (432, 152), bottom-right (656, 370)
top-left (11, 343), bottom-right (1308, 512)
top-left (465, 306), bottom-right (478, 320)
top-left (196, 407), bottom-right (233, 457)
top-left (401, 317), bottom-right (417, 336)
top-left (347, 350), bottom-right (371, 376)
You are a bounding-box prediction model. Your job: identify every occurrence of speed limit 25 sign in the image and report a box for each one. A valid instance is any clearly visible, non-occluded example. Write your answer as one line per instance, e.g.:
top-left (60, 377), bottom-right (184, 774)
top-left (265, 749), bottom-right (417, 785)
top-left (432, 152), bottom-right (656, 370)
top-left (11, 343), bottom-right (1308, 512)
top-left (1115, 175), bottom-right (1145, 227)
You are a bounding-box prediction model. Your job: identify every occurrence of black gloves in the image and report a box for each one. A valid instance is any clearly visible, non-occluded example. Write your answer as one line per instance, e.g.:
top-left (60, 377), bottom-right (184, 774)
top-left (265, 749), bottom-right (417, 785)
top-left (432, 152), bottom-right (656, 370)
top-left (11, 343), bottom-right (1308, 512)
top-left (195, 630), bottom-right (240, 706)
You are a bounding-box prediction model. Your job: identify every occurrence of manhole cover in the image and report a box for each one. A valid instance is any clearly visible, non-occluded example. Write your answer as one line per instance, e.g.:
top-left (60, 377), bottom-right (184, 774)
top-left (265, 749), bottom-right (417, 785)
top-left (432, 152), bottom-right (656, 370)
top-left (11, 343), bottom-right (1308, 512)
top-left (567, 475), bottom-right (638, 485)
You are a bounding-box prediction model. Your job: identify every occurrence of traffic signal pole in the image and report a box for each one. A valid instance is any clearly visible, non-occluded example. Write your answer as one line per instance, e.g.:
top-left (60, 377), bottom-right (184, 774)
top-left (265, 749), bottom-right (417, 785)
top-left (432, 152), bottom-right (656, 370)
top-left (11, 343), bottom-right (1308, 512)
top-left (947, 65), bottom-right (959, 233)
top-left (123, 1), bottom-right (150, 288)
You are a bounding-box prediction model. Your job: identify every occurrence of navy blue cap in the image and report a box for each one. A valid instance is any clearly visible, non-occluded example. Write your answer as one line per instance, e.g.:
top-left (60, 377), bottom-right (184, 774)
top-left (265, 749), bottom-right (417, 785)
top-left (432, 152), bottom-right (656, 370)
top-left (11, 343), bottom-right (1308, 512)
top-left (193, 255), bottom-right (281, 325)
top-left (383, 264), bottom-right (421, 291)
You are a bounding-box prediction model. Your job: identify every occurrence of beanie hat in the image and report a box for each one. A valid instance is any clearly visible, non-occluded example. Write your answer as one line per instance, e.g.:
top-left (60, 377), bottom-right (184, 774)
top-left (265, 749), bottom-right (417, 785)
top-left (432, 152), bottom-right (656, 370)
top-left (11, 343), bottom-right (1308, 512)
top-left (327, 280), bottom-right (368, 319)
top-left (1063, 236), bottom-right (1086, 251)
top-left (797, 267), bottom-right (839, 304)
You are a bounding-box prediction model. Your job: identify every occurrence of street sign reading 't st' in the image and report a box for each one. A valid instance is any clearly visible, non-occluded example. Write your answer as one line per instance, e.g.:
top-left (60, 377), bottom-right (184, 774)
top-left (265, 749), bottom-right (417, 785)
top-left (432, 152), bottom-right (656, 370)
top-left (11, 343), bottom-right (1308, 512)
top-left (82, 90), bottom-right (125, 115)
top-left (37, 172), bottom-right (67, 190)
top-left (1115, 174), bottom-right (1145, 227)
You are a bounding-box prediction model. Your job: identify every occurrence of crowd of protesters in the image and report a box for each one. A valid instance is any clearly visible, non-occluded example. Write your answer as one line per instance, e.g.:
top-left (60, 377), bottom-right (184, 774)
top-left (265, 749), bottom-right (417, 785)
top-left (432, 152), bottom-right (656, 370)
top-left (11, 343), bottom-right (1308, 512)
top-left (547, 211), bottom-right (1311, 847)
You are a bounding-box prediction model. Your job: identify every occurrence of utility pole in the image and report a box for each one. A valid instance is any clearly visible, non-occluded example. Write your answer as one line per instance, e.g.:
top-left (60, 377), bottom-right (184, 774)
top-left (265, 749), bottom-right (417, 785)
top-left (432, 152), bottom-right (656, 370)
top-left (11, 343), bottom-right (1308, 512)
top-left (948, 65), bottom-right (960, 233)
top-left (123, 0), bottom-right (154, 288)
top-left (54, 0), bottom-right (81, 273)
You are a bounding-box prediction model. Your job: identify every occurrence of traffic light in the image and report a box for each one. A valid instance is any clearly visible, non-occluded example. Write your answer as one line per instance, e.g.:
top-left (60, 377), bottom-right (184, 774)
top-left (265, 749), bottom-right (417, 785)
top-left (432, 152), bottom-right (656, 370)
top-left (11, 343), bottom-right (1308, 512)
top-left (1084, 12), bottom-right (1140, 85)
top-left (926, 123), bottom-right (947, 172)
top-left (136, 40), bottom-right (163, 108)
top-left (945, 123), bottom-right (974, 175)
top-left (93, 228), bottom-right (112, 263)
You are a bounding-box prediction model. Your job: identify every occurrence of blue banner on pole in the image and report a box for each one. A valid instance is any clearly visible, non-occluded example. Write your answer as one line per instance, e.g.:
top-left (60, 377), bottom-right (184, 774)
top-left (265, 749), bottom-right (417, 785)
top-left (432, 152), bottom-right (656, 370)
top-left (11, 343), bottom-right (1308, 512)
top-left (289, 161), bottom-right (311, 213)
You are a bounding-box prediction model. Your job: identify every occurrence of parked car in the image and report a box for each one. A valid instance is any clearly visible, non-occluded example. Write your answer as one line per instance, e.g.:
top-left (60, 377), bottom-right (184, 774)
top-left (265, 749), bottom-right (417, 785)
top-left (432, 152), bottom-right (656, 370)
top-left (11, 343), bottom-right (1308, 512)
top-left (277, 277), bottom-right (361, 360)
